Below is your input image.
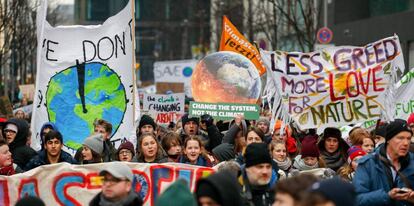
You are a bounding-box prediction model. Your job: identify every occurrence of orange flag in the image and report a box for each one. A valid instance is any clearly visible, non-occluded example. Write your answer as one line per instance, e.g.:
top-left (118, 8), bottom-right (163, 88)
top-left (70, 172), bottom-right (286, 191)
top-left (219, 16), bottom-right (266, 76)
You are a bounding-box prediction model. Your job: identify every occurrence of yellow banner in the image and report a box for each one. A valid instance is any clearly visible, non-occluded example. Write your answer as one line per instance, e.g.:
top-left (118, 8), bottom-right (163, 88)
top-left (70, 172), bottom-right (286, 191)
top-left (219, 16), bottom-right (266, 75)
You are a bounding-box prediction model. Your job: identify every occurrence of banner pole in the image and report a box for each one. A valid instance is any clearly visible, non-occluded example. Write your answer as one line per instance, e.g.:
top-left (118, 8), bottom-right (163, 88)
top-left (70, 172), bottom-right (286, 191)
top-left (131, 0), bottom-right (138, 124)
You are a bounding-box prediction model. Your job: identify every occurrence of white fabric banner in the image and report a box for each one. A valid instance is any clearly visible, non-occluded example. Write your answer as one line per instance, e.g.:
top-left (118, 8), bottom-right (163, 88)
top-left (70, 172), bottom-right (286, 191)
top-left (0, 162), bottom-right (214, 206)
top-left (395, 69), bottom-right (414, 120)
top-left (262, 36), bottom-right (404, 130)
top-left (31, 0), bottom-right (137, 153)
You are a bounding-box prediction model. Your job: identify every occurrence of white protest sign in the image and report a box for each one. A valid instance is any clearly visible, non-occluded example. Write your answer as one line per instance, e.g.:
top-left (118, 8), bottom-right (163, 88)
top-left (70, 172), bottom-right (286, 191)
top-left (143, 93), bottom-right (185, 125)
top-left (31, 0), bottom-right (136, 153)
top-left (153, 60), bottom-right (197, 97)
top-left (395, 69), bottom-right (414, 120)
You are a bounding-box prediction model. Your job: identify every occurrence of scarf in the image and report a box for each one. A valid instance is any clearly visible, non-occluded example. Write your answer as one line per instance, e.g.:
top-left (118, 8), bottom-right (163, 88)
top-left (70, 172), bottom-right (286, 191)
top-left (321, 150), bottom-right (345, 171)
top-left (293, 155), bottom-right (319, 171)
top-left (99, 190), bottom-right (139, 206)
top-left (0, 164), bottom-right (15, 176)
top-left (274, 158), bottom-right (292, 171)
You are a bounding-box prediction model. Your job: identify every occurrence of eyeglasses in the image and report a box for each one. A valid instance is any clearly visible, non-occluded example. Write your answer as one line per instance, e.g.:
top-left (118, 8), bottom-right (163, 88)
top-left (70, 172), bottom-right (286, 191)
top-left (119, 150), bottom-right (132, 155)
top-left (102, 177), bottom-right (128, 185)
top-left (4, 130), bottom-right (16, 134)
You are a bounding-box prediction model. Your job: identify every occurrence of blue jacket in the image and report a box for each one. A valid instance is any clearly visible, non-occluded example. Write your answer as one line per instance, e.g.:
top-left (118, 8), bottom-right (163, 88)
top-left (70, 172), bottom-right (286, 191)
top-left (353, 145), bottom-right (414, 206)
top-left (24, 150), bottom-right (78, 171)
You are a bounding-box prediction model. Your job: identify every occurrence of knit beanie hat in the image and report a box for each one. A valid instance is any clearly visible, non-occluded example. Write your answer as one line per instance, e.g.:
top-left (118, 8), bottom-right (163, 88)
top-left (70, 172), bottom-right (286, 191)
top-left (375, 124), bottom-right (387, 138)
top-left (309, 178), bottom-right (356, 206)
top-left (323, 127), bottom-right (342, 140)
top-left (117, 140), bottom-right (135, 157)
top-left (385, 119), bottom-right (413, 142)
top-left (407, 113), bottom-right (414, 125)
top-left (156, 179), bottom-right (197, 206)
top-left (256, 117), bottom-right (270, 127)
top-left (244, 143), bottom-right (272, 168)
top-left (347, 146), bottom-right (366, 164)
top-left (15, 196), bottom-right (45, 206)
top-left (181, 114), bottom-right (199, 126)
top-left (83, 134), bottom-right (104, 154)
top-left (196, 181), bottom-right (221, 204)
top-left (301, 137), bottom-right (319, 158)
top-left (139, 115), bottom-right (157, 130)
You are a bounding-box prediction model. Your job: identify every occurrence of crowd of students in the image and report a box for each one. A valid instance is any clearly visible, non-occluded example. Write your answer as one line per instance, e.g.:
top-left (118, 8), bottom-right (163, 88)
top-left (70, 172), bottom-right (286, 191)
top-left (2, 106), bottom-right (414, 206)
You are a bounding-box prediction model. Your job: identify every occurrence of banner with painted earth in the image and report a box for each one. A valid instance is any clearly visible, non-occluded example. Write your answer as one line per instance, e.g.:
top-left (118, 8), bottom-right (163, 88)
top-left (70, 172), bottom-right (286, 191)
top-left (143, 93), bottom-right (185, 125)
top-left (31, 0), bottom-right (137, 153)
top-left (261, 36), bottom-right (404, 130)
top-left (0, 162), bottom-right (213, 206)
top-left (395, 69), bottom-right (414, 120)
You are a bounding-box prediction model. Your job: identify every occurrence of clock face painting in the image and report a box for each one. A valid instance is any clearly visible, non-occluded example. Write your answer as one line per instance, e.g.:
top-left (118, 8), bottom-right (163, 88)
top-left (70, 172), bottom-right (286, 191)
top-left (46, 62), bottom-right (127, 149)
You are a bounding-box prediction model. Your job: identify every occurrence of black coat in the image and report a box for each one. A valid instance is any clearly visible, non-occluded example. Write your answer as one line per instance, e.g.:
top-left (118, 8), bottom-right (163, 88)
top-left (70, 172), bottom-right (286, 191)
top-left (89, 191), bottom-right (142, 206)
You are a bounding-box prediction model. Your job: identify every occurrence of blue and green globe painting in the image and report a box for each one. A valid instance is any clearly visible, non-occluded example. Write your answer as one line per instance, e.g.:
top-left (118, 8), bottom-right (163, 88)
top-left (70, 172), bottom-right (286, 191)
top-left (46, 62), bottom-right (127, 149)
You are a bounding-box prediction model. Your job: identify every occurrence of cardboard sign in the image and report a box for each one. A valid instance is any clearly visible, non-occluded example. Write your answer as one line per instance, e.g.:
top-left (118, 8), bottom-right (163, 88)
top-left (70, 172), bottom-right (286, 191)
top-left (156, 82), bottom-right (184, 94)
top-left (189, 101), bottom-right (259, 120)
top-left (18, 84), bottom-right (35, 102)
top-left (143, 93), bottom-right (185, 125)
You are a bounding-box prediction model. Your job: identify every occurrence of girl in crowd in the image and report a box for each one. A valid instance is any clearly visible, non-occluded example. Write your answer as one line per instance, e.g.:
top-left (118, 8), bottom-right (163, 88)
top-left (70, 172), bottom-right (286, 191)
top-left (337, 146), bottom-right (367, 182)
top-left (318, 127), bottom-right (349, 172)
top-left (348, 127), bottom-right (375, 153)
top-left (270, 140), bottom-right (292, 176)
top-left (0, 139), bottom-right (23, 175)
top-left (117, 140), bottom-right (135, 162)
top-left (161, 132), bottom-right (182, 162)
top-left (272, 120), bottom-right (298, 157)
top-left (136, 133), bottom-right (168, 163)
top-left (80, 134), bottom-right (104, 164)
top-left (179, 135), bottom-right (216, 167)
top-left (292, 137), bottom-right (326, 172)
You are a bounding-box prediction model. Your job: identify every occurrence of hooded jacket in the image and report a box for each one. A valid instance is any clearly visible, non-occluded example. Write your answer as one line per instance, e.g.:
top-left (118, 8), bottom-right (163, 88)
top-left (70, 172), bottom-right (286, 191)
top-left (353, 144), bottom-right (414, 206)
top-left (39, 122), bottom-right (58, 145)
top-left (195, 171), bottom-right (243, 206)
top-left (2, 118), bottom-right (37, 169)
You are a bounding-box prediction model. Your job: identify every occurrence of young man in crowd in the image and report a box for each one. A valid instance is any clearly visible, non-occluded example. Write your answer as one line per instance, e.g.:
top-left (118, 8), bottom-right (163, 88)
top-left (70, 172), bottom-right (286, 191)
top-left (25, 130), bottom-right (77, 170)
top-left (94, 119), bottom-right (117, 162)
top-left (137, 114), bottom-right (157, 137)
top-left (89, 162), bottom-right (142, 206)
top-left (353, 119), bottom-right (414, 205)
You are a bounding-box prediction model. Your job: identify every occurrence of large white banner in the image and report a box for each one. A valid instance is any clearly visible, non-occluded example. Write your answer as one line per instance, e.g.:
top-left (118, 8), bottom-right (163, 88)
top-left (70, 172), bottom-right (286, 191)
top-left (31, 0), bottom-right (136, 153)
top-left (262, 36), bottom-right (404, 130)
top-left (153, 60), bottom-right (197, 97)
top-left (0, 162), bottom-right (214, 206)
top-left (395, 69), bottom-right (414, 120)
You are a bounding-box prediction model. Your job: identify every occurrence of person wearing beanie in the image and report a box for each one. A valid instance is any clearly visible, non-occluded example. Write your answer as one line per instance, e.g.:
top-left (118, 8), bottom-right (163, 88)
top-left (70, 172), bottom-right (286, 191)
top-left (337, 146), bottom-right (367, 182)
top-left (407, 113), bottom-right (414, 133)
top-left (25, 131), bottom-right (77, 171)
top-left (318, 127), bottom-right (350, 172)
top-left (373, 123), bottom-right (387, 148)
top-left (156, 179), bottom-right (197, 206)
top-left (81, 134), bottom-right (104, 164)
top-left (272, 120), bottom-right (298, 157)
top-left (117, 140), bottom-right (135, 162)
top-left (1, 118), bottom-right (37, 169)
top-left (353, 119), bottom-right (414, 206)
top-left (137, 115), bottom-right (157, 137)
top-left (301, 177), bottom-right (356, 206)
top-left (256, 116), bottom-right (271, 142)
top-left (292, 137), bottom-right (323, 172)
top-left (195, 171), bottom-right (243, 206)
top-left (239, 143), bottom-right (274, 206)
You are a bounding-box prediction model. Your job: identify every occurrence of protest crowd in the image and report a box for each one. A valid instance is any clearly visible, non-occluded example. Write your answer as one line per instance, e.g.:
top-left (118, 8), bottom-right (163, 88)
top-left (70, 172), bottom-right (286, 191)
top-left (2, 99), bottom-right (414, 206)
top-left (2, 1), bottom-right (414, 206)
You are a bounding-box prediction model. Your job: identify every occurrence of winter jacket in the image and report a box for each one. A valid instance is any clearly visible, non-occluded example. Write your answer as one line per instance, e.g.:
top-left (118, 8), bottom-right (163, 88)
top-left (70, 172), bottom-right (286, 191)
top-left (353, 144), bottom-right (414, 206)
top-left (238, 168), bottom-right (274, 206)
top-left (103, 139), bottom-right (117, 162)
top-left (89, 191), bottom-right (142, 206)
top-left (179, 155), bottom-right (214, 167)
top-left (195, 171), bottom-right (243, 206)
top-left (24, 150), bottom-right (78, 171)
top-left (212, 123), bottom-right (243, 161)
top-left (2, 118), bottom-right (37, 169)
top-left (178, 124), bottom-right (223, 153)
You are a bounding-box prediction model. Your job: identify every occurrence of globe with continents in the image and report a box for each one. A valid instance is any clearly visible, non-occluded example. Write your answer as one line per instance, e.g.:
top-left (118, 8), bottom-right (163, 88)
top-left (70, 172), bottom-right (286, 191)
top-left (192, 51), bottom-right (261, 103)
top-left (46, 62), bottom-right (127, 149)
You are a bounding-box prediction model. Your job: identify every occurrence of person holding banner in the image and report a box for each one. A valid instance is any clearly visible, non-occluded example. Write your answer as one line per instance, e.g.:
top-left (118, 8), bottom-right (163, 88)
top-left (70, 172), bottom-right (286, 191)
top-left (0, 139), bottom-right (23, 175)
top-left (353, 119), bottom-right (414, 206)
top-left (25, 130), bottom-right (77, 171)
